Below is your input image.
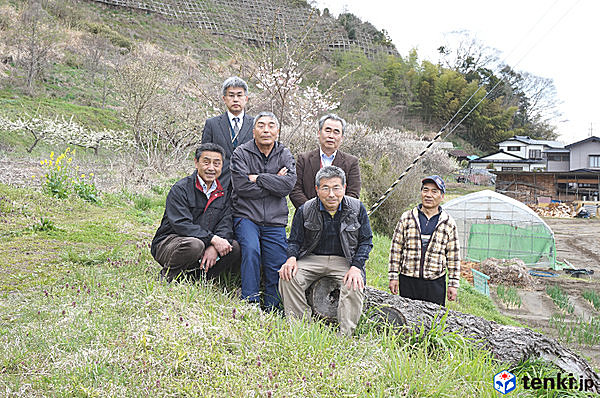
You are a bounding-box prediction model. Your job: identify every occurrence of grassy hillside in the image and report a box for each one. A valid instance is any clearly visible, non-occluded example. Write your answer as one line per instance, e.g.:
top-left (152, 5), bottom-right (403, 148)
top-left (0, 1), bottom-right (591, 395)
top-left (0, 176), bottom-right (584, 396)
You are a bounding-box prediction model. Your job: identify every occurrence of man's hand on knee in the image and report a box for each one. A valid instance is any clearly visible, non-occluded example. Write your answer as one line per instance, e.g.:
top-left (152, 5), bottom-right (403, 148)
top-left (211, 235), bottom-right (232, 257)
top-left (201, 245), bottom-right (219, 270)
top-left (343, 266), bottom-right (364, 291)
top-left (278, 257), bottom-right (297, 281)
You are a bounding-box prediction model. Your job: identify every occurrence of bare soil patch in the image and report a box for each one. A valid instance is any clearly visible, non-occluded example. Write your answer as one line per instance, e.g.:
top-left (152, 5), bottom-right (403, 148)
top-left (488, 217), bottom-right (600, 368)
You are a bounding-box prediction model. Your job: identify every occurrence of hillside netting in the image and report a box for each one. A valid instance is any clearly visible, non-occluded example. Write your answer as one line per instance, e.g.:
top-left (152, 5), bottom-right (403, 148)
top-left (88, 0), bottom-right (397, 57)
top-left (443, 190), bottom-right (557, 269)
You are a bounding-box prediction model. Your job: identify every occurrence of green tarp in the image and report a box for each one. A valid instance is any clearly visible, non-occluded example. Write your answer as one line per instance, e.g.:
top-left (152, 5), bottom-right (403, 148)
top-left (466, 223), bottom-right (556, 268)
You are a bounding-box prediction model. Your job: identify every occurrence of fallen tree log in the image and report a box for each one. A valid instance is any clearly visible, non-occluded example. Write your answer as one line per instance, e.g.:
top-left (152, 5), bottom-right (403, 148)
top-left (306, 278), bottom-right (600, 393)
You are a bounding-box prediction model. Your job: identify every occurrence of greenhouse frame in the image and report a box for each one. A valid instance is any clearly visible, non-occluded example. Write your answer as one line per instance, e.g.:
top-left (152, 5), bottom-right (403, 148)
top-left (443, 190), bottom-right (557, 269)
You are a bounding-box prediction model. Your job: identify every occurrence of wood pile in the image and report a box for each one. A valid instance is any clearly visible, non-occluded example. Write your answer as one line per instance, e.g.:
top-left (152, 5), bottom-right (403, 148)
top-left (528, 203), bottom-right (573, 218)
top-left (460, 261), bottom-right (480, 285)
top-left (479, 258), bottom-right (536, 288)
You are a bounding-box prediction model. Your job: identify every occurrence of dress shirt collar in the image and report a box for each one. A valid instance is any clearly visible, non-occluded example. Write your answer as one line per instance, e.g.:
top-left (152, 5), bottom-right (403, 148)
top-left (227, 110), bottom-right (245, 128)
top-left (319, 148), bottom-right (337, 167)
top-left (197, 175), bottom-right (217, 199)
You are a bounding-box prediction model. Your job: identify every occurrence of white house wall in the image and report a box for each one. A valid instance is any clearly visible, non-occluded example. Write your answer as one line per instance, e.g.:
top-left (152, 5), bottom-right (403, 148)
top-left (570, 141), bottom-right (600, 170)
top-left (499, 142), bottom-right (545, 159)
top-left (546, 160), bottom-right (570, 172)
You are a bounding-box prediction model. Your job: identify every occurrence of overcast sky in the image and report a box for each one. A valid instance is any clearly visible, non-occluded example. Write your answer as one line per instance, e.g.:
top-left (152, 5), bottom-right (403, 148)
top-left (314, 0), bottom-right (597, 144)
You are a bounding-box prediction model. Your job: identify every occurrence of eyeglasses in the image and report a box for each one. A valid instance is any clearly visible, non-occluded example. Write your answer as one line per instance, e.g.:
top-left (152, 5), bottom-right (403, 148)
top-left (319, 186), bottom-right (344, 194)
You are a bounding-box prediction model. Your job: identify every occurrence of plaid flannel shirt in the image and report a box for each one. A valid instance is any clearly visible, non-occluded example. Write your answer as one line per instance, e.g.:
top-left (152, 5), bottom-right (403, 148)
top-left (388, 206), bottom-right (461, 288)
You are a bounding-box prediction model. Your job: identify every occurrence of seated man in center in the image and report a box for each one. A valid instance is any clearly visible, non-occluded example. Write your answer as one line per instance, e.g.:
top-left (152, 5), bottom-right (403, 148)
top-left (279, 166), bottom-right (373, 335)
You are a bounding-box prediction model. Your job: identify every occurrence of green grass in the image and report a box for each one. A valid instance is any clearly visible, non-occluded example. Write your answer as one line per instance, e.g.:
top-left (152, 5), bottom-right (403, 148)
top-left (1, 180), bottom-right (565, 395)
top-left (583, 289), bottom-right (600, 311)
top-left (0, 256), bottom-right (513, 396)
top-left (0, 89), bottom-right (127, 132)
top-left (546, 285), bottom-right (575, 314)
top-left (496, 284), bottom-right (523, 308)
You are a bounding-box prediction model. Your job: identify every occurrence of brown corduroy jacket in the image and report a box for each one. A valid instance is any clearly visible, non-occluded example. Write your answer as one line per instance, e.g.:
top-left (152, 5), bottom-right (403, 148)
top-left (289, 149), bottom-right (361, 208)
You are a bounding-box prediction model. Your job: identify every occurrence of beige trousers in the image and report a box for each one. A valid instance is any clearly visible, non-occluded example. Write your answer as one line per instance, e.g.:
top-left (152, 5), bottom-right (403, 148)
top-left (279, 255), bottom-right (364, 335)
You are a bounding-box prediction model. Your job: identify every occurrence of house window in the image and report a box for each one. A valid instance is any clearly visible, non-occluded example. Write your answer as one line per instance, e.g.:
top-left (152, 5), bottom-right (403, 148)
top-left (501, 167), bottom-right (523, 171)
top-left (507, 146), bottom-right (520, 151)
top-left (548, 154), bottom-right (570, 161)
top-left (590, 155), bottom-right (600, 168)
top-left (528, 149), bottom-right (542, 159)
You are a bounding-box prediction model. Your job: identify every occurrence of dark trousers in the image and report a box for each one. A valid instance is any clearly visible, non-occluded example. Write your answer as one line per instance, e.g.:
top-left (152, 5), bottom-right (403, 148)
top-left (234, 217), bottom-right (287, 310)
top-left (399, 274), bottom-right (446, 306)
top-left (153, 234), bottom-right (241, 282)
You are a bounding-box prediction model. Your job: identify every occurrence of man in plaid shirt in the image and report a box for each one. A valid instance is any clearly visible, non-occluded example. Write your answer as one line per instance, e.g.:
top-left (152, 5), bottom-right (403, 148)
top-left (388, 175), bottom-right (460, 305)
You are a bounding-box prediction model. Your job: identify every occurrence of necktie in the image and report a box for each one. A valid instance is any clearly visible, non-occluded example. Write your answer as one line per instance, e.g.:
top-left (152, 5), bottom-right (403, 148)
top-left (232, 117), bottom-right (240, 147)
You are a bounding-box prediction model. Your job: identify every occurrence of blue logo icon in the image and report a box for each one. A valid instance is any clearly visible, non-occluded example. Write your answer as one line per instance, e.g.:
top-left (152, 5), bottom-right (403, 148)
top-left (494, 370), bottom-right (516, 394)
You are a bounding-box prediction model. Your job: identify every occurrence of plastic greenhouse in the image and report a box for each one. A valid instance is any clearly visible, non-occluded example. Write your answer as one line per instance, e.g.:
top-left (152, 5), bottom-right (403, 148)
top-left (443, 190), bottom-right (557, 269)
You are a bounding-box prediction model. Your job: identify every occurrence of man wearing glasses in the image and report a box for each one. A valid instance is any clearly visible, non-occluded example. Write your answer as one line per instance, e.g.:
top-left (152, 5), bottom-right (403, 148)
top-left (202, 76), bottom-right (254, 192)
top-left (290, 114), bottom-right (361, 208)
top-left (279, 166), bottom-right (373, 335)
top-left (388, 175), bottom-right (460, 306)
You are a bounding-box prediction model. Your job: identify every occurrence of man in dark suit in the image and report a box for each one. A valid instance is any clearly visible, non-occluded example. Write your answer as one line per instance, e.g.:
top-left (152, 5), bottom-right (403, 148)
top-left (290, 113), bottom-right (361, 208)
top-left (202, 76), bottom-right (254, 191)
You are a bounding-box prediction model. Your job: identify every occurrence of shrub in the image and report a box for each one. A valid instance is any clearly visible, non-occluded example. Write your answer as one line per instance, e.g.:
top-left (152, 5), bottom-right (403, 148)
top-left (39, 147), bottom-right (100, 203)
top-left (40, 149), bottom-right (71, 199)
top-left (72, 172), bottom-right (100, 203)
top-left (342, 123), bottom-right (457, 236)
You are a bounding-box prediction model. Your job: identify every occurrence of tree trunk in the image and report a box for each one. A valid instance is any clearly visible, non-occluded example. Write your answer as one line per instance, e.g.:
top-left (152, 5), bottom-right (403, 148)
top-left (306, 277), bottom-right (600, 392)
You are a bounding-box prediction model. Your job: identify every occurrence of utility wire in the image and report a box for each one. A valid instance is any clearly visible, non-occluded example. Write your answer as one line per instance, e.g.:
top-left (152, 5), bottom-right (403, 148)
top-left (367, 0), bottom-right (580, 216)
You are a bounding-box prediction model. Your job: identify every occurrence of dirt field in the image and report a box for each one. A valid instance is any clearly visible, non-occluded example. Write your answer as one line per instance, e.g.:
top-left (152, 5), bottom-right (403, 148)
top-left (547, 218), bottom-right (600, 275)
top-left (491, 217), bottom-right (600, 367)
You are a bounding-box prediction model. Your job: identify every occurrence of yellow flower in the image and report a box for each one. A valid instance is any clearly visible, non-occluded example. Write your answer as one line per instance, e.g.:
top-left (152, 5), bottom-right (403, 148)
top-left (39, 160), bottom-right (44, 166)
top-left (81, 174), bottom-right (85, 178)
top-left (31, 175), bottom-right (36, 179)
top-left (68, 158), bottom-right (72, 163)
top-left (57, 166), bottom-right (61, 171)
top-left (66, 147), bottom-right (70, 152)
top-left (89, 173), bottom-right (94, 177)
top-left (50, 152), bottom-right (54, 159)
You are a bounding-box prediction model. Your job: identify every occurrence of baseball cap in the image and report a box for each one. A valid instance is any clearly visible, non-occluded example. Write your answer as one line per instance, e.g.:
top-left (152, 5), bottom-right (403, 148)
top-left (421, 175), bottom-right (445, 194)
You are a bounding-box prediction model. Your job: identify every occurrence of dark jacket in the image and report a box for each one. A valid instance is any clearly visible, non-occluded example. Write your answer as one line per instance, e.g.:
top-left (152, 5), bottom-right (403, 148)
top-left (231, 140), bottom-right (296, 226)
top-left (290, 149), bottom-right (361, 208)
top-left (201, 112), bottom-right (254, 191)
top-left (151, 171), bottom-right (233, 257)
top-left (287, 196), bottom-right (373, 276)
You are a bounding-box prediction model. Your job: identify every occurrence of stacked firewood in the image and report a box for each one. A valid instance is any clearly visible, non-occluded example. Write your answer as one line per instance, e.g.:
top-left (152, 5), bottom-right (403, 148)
top-left (528, 203), bottom-right (573, 218)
